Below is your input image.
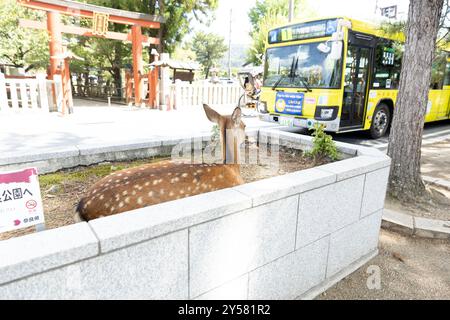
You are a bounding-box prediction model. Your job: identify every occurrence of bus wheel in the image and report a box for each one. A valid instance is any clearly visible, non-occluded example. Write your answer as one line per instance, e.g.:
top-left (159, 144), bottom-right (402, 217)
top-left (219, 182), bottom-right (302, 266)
top-left (369, 104), bottom-right (391, 139)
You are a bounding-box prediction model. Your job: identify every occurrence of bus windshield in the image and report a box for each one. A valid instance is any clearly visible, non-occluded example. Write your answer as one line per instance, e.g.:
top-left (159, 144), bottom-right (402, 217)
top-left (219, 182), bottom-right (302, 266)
top-left (263, 41), bottom-right (343, 89)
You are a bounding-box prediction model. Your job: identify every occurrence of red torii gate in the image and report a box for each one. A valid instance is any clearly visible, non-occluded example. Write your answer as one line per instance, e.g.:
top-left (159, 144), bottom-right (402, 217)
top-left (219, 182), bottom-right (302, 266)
top-left (17, 0), bottom-right (164, 112)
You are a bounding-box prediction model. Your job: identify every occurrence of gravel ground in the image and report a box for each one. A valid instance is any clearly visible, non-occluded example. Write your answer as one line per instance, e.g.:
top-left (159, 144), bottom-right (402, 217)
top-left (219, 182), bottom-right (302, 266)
top-left (318, 229), bottom-right (450, 300)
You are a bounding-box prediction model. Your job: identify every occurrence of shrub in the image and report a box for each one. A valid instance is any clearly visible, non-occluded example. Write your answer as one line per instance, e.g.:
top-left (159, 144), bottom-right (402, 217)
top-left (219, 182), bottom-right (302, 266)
top-left (305, 123), bottom-right (339, 162)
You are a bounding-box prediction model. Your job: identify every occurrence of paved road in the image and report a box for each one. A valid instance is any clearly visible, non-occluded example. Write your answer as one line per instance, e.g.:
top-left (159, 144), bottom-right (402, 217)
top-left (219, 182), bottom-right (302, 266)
top-left (332, 119), bottom-right (450, 151)
top-left (279, 119), bottom-right (450, 151)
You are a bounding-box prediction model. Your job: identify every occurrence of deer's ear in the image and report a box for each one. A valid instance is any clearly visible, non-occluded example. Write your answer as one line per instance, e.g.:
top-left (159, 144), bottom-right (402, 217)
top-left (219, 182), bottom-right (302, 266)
top-left (231, 107), bottom-right (242, 124)
top-left (203, 104), bottom-right (221, 124)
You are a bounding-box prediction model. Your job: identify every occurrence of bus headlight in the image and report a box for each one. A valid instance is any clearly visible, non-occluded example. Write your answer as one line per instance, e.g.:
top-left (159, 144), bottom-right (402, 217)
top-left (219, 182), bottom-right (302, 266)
top-left (315, 106), bottom-right (338, 120)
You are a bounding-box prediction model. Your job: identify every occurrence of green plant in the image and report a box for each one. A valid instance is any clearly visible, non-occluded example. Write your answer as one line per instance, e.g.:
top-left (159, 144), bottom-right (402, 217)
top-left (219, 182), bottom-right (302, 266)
top-left (305, 123), bottom-right (339, 161)
top-left (211, 124), bottom-right (220, 142)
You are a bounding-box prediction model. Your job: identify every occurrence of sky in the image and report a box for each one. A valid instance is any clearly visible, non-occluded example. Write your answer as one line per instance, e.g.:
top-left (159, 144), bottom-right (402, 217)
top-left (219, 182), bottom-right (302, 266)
top-left (191, 0), bottom-right (409, 45)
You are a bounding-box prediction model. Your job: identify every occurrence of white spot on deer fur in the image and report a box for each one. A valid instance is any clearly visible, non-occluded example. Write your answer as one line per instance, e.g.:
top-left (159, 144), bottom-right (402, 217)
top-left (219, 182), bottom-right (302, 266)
top-left (212, 177), bottom-right (216, 182)
top-left (179, 190), bottom-right (185, 194)
top-left (193, 178), bottom-right (198, 184)
top-left (119, 202), bottom-right (124, 208)
top-left (187, 186), bottom-right (192, 191)
top-left (117, 173), bottom-right (122, 176)
top-left (167, 172), bottom-right (172, 176)
top-left (218, 174), bottom-right (224, 179)
top-left (105, 203), bottom-right (110, 208)
top-left (137, 197), bottom-right (144, 205)
top-left (122, 191), bottom-right (128, 196)
top-left (145, 182), bottom-right (150, 186)
top-left (126, 171), bottom-right (131, 174)
top-left (125, 197), bottom-right (130, 204)
top-left (125, 181), bottom-right (130, 185)
top-left (124, 176), bottom-right (129, 180)
top-left (108, 179), bottom-right (112, 183)
top-left (99, 195), bottom-right (104, 200)
top-left (181, 173), bottom-right (188, 178)
top-left (92, 189), bottom-right (97, 194)
top-left (148, 191), bottom-right (154, 197)
top-left (134, 184), bottom-right (140, 189)
top-left (160, 189), bottom-right (165, 195)
top-left (132, 190), bottom-right (137, 195)
top-left (110, 206), bottom-right (115, 212)
top-left (169, 191), bottom-right (174, 196)
top-left (207, 168), bottom-right (211, 172)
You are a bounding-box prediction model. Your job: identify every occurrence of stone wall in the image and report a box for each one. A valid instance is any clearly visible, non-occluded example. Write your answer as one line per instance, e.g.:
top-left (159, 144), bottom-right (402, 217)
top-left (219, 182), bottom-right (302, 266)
top-left (0, 129), bottom-right (391, 299)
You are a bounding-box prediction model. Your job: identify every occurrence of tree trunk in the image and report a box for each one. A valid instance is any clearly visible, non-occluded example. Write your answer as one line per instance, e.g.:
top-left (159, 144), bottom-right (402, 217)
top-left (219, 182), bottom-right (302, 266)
top-left (387, 0), bottom-right (444, 202)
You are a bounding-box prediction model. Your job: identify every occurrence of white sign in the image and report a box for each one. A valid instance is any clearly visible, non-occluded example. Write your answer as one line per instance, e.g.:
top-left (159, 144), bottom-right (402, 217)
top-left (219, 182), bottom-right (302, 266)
top-left (0, 168), bottom-right (45, 233)
top-left (380, 5), bottom-right (397, 19)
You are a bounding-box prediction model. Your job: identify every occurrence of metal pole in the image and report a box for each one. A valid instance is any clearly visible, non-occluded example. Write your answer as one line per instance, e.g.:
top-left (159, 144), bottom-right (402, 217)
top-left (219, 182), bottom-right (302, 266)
top-left (228, 9), bottom-right (232, 79)
top-left (288, 0), bottom-right (294, 22)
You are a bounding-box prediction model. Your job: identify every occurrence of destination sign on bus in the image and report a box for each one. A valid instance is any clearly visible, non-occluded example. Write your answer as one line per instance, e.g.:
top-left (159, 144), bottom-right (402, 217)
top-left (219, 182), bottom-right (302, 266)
top-left (269, 19), bottom-right (338, 44)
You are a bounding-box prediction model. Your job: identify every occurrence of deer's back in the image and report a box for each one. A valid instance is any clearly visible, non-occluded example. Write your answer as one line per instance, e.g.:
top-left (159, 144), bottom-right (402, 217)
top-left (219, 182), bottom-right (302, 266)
top-left (77, 160), bottom-right (243, 221)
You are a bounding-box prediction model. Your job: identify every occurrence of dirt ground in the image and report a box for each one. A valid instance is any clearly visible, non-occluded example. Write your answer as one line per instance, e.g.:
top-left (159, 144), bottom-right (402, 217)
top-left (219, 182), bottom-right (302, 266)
top-left (318, 229), bottom-right (450, 300)
top-left (0, 144), bottom-right (332, 241)
top-left (385, 184), bottom-right (450, 221)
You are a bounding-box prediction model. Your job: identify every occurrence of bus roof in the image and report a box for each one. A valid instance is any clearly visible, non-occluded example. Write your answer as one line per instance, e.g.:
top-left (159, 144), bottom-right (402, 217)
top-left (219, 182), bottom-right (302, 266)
top-left (268, 16), bottom-right (405, 43)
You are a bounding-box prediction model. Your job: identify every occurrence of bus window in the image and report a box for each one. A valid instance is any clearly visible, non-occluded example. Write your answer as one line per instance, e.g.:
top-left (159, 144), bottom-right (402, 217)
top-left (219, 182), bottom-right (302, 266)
top-left (444, 61), bottom-right (450, 86)
top-left (372, 39), bottom-right (402, 90)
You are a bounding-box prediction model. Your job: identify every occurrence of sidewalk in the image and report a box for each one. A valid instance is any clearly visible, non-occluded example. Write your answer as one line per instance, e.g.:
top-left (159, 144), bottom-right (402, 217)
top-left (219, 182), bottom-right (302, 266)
top-left (0, 99), bottom-right (276, 162)
top-left (383, 138), bottom-right (450, 239)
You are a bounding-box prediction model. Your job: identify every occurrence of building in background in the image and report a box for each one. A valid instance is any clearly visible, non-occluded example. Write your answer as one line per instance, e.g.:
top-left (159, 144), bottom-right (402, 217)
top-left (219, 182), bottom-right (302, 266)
top-left (374, 0), bottom-right (409, 21)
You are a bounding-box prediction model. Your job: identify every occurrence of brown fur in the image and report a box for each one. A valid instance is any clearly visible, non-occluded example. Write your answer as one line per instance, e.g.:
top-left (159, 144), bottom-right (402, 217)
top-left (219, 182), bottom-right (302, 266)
top-left (77, 104), bottom-right (246, 221)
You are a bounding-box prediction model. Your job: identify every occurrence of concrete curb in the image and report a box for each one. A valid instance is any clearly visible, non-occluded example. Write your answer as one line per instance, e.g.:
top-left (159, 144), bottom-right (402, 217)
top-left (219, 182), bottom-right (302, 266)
top-left (382, 208), bottom-right (450, 239)
top-left (423, 175), bottom-right (450, 191)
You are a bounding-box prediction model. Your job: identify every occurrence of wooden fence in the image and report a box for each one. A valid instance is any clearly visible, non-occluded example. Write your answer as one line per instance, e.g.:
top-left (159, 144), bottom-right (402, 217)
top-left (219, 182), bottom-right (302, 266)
top-left (0, 73), bottom-right (63, 113)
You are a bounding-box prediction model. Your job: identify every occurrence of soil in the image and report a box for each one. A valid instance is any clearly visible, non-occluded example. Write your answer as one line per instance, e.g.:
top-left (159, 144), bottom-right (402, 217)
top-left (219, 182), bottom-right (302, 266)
top-left (385, 184), bottom-right (450, 221)
top-left (317, 229), bottom-right (450, 300)
top-left (0, 144), bottom-right (334, 241)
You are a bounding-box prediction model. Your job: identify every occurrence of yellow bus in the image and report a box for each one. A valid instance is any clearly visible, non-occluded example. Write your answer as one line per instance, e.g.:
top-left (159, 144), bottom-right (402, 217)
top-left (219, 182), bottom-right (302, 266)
top-left (258, 17), bottom-right (450, 138)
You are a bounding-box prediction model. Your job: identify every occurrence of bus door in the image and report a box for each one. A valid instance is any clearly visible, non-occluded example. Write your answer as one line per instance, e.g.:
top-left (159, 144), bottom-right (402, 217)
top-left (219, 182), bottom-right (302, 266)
top-left (341, 32), bottom-right (376, 129)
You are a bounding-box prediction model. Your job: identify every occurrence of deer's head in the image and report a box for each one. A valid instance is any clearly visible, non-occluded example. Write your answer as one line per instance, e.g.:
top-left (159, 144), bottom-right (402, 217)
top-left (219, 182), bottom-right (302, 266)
top-left (203, 104), bottom-right (246, 164)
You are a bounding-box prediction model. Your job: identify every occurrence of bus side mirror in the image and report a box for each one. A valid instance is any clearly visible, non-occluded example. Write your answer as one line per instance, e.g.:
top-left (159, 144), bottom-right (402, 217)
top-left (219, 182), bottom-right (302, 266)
top-left (330, 41), bottom-right (343, 60)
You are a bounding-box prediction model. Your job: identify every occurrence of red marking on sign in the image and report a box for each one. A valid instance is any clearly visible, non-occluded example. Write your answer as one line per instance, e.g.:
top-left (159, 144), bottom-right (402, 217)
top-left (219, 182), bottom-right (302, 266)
top-left (0, 168), bottom-right (37, 184)
top-left (26, 200), bottom-right (37, 209)
top-left (14, 220), bottom-right (21, 226)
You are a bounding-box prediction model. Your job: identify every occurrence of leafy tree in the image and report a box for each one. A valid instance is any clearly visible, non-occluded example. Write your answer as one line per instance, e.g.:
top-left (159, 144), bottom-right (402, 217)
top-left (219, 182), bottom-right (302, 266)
top-left (190, 31), bottom-right (227, 79)
top-left (246, 0), bottom-right (315, 65)
top-left (0, 0), bottom-right (49, 72)
top-left (387, 0), bottom-right (445, 202)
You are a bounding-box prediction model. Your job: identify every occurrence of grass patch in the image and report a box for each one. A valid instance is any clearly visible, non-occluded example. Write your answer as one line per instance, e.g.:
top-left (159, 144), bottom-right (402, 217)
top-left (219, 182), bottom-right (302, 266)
top-left (39, 157), bottom-right (169, 191)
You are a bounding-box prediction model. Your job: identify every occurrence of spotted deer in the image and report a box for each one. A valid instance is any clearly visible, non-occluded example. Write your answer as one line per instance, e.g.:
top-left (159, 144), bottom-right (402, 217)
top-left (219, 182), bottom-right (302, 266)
top-left (76, 104), bottom-right (246, 221)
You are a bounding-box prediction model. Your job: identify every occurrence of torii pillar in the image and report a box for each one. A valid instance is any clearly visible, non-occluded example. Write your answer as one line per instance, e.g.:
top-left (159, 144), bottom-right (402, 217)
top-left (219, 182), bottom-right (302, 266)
top-left (131, 25), bottom-right (144, 107)
top-left (47, 11), bottom-right (63, 81)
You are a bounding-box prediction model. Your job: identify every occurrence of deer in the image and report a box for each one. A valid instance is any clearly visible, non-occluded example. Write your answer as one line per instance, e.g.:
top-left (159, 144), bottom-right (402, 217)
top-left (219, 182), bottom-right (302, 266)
top-left (75, 104), bottom-right (246, 221)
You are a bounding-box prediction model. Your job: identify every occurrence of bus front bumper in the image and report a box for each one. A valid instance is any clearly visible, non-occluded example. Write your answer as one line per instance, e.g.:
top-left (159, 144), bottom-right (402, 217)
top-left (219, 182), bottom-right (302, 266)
top-left (259, 114), bottom-right (340, 132)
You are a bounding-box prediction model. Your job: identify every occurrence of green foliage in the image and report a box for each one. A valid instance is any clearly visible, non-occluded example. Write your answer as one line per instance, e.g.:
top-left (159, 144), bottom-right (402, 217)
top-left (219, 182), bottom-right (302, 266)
top-left (305, 123), bottom-right (339, 161)
top-left (246, 0), bottom-right (316, 65)
top-left (0, 0), bottom-right (49, 71)
top-left (190, 31), bottom-right (227, 78)
top-left (211, 124), bottom-right (220, 142)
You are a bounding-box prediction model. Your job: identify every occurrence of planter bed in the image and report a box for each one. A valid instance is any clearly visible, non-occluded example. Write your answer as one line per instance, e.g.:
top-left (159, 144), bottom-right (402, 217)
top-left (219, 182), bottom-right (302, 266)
top-left (0, 128), bottom-right (391, 299)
